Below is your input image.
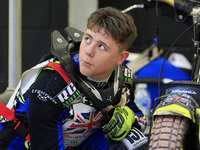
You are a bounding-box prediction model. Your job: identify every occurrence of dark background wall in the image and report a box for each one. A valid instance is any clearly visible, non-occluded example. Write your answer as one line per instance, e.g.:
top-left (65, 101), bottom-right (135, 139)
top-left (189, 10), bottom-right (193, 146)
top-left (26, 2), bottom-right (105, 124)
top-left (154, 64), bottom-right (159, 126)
top-left (0, 0), bottom-right (193, 93)
top-left (99, 0), bottom-right (193, 53)
top-left (0, 0), bottom-right (68, 93)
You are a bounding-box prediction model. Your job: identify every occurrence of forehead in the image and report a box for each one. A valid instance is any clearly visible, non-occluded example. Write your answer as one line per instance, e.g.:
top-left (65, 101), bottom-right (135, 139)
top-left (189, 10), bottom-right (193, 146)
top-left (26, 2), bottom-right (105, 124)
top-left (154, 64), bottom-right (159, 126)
top-left (86, 26), bottom-right (116, 42)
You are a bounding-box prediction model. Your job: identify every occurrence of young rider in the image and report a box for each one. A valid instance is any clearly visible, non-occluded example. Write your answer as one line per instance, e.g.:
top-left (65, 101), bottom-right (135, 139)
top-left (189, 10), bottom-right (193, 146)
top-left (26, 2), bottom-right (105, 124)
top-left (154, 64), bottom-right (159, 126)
top-left (0, 7), bottom-right (147, 150)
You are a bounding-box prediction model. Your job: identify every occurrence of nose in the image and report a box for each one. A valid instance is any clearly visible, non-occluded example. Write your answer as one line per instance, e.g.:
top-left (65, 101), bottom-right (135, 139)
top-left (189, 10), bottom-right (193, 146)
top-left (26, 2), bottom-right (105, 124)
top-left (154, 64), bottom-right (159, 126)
top-left (85, 44), bottom-right (95, 57)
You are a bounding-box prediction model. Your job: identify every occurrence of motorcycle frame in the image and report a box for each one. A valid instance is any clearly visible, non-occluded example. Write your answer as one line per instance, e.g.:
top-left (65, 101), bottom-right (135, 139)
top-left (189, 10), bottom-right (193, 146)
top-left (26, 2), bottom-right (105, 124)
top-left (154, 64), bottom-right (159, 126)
top-left (150, 2), bottom-right (200, 149)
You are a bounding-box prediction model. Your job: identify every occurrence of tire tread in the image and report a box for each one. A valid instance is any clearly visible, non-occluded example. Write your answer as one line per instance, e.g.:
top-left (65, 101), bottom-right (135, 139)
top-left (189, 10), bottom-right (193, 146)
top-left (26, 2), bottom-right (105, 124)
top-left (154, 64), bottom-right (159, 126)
top-left (149, 115), bottom-right (189, 150)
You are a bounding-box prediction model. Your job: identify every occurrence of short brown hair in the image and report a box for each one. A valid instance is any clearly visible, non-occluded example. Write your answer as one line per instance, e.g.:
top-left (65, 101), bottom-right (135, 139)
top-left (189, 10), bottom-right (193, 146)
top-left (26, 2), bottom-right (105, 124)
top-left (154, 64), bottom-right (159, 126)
top-left (87, 7), bottom-right (137, 51)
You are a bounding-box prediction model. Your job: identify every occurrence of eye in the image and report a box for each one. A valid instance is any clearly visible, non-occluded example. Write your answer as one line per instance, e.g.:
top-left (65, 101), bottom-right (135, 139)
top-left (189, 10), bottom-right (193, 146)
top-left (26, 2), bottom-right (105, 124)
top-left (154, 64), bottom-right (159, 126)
top-left (99, 44), bottom-right (106, 50)
top-left (85, 37), bottom-right (91, 44)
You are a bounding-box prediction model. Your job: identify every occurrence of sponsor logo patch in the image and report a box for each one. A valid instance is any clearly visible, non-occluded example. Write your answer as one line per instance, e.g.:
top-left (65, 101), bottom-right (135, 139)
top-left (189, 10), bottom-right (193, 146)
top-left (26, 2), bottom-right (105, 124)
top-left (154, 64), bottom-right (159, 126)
top-left (32, 89), bottom-right (56, 104)
top-left (55, 81), bottom-right (81, 107)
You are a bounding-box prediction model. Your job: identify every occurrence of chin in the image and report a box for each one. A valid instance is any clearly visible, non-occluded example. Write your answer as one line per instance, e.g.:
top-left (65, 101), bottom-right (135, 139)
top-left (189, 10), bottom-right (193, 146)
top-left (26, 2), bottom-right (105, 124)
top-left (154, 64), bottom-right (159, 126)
top-left (80, 68), bottom-right (89, 77)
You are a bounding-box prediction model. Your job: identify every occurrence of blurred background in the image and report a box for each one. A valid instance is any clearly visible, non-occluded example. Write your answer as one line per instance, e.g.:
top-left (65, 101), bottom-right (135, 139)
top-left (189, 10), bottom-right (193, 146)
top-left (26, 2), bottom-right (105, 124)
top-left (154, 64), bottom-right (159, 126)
top-left (0, 0), bottom-right (193, 96)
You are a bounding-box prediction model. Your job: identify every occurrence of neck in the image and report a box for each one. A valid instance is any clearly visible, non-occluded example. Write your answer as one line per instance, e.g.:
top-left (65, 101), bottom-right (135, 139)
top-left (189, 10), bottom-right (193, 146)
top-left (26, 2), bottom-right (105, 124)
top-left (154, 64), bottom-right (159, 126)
top-left (87, 75), bottom-right (110, 89)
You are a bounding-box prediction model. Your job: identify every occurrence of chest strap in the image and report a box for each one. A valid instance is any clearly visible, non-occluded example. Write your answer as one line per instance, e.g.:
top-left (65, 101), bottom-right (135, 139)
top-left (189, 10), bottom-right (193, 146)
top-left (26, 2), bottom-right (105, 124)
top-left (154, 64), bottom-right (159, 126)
top-left (45, 62), bottom-right (70, 84)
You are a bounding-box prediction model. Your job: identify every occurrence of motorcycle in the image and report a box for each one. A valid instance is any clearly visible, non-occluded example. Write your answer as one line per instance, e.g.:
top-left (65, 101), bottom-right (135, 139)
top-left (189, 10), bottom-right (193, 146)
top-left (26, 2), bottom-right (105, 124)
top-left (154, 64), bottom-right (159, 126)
top-left (148, 0), bottom-right (200, 149)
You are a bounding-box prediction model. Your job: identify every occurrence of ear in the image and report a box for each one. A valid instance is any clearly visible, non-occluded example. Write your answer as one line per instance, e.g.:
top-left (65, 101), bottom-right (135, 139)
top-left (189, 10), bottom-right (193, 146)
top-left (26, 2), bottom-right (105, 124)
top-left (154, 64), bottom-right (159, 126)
top-left (116, 50), bottom-right (129, 65)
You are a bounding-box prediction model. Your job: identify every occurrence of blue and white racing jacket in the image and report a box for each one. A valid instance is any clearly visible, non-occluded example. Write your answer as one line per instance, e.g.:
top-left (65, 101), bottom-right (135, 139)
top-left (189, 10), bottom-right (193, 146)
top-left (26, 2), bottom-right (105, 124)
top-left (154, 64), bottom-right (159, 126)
top-left (0, 57), bottom-right (147, 150)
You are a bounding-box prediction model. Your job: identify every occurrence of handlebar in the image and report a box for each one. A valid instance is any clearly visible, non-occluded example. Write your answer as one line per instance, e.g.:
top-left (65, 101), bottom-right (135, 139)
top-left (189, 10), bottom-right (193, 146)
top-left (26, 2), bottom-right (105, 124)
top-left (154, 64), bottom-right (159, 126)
top-left (132, 78), bottom-right (173, 85)
top-left (153, 0), bottom-right (174, 7)
top-left (152, 0), bottom-right (200, 16)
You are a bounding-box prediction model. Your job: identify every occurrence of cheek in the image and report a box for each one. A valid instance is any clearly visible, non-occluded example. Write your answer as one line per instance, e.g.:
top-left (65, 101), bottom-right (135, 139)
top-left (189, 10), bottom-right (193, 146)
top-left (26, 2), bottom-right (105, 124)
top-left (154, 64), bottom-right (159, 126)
top-left (79, 43), bottom-right (83, 52)
top-left (97, 56), bottom-right (115, 67)
top-left (79, 44), bottom-right (85, 57)
top-left (104, 54), bottom-right (119, 63)
top-left (79, 40), bottom-right (87, 51)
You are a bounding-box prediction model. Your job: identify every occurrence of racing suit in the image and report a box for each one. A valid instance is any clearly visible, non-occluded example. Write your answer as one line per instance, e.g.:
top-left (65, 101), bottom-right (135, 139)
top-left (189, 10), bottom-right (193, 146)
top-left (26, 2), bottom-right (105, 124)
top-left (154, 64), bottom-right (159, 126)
top-left (0, 58), bottom-right (147, 150)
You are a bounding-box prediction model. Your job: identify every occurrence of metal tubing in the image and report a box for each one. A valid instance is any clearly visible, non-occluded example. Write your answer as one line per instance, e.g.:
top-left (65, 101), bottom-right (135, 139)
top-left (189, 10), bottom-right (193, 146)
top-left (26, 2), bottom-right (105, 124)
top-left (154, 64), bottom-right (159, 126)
top-left (122, 4), bottom-right (144, 13)
top-left (8, 0), bottom-right (22, 88)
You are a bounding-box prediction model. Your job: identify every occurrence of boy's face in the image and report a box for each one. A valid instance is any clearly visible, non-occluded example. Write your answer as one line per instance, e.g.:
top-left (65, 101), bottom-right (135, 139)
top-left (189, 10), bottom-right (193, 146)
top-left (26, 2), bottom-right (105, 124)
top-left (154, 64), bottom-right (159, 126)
top-left (79, 27), bottom-right (129, 81)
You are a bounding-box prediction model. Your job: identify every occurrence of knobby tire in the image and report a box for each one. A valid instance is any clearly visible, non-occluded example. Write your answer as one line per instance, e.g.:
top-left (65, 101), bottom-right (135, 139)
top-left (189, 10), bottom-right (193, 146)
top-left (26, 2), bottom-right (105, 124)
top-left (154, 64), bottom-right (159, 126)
top-left (149, 115), bottom-right (195, 150)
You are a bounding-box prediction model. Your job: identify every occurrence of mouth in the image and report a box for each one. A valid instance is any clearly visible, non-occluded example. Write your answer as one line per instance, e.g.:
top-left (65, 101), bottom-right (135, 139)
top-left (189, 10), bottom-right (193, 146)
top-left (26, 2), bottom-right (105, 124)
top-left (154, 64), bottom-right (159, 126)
top-left (83, 60), bottom-right (92, 66)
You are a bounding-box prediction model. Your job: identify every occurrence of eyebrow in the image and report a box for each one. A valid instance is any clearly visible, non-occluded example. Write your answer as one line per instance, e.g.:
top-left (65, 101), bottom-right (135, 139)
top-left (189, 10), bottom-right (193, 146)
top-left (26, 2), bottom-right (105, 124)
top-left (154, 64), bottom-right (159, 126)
top-left (84, 33), bottom-right (110, 49)
top-left (84, 33), bottom-right (92, 40)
